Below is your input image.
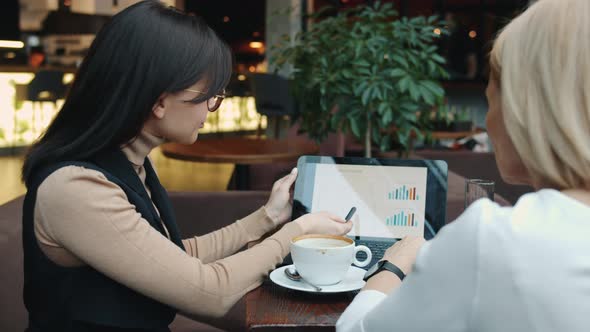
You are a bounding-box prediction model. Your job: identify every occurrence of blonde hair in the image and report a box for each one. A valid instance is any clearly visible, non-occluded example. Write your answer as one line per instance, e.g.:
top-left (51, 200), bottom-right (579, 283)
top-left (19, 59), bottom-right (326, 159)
top-left (490, 0), bottom-right (590, 189)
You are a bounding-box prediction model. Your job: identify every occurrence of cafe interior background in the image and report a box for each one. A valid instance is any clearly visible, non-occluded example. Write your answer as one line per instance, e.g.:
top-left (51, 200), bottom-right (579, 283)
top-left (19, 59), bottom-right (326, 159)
top-left (0, 0), bottom-right (532, 204)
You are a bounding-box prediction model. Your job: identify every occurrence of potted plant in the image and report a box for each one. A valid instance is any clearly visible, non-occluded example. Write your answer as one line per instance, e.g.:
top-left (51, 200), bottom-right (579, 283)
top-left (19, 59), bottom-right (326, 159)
top-left (270, 1), bottom-right (448, 157)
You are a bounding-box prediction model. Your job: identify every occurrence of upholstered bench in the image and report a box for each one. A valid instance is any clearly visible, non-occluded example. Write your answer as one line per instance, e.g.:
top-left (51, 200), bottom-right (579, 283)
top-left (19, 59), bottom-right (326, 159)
top-left (0, 191), bottom-right (269, 332)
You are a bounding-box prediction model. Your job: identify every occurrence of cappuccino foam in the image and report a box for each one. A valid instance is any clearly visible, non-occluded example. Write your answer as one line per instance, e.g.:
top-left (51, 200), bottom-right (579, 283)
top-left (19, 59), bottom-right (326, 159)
top-left (295, 238), bottom-right (350, 249)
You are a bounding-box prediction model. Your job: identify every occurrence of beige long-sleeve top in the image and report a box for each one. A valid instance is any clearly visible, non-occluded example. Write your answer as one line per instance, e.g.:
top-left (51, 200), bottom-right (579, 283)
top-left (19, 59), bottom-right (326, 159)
top-left (33, 131), bottom-right (303, 318)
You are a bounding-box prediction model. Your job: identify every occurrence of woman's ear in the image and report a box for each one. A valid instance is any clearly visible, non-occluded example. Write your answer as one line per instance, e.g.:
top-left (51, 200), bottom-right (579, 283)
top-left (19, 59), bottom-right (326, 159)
top-left (152, 95), bottom-right (167, 119)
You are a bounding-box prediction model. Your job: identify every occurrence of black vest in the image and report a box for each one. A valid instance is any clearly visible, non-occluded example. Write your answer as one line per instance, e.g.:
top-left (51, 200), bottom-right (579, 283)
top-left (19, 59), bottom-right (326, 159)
top-left (22, 149), bottom-right (185, 332)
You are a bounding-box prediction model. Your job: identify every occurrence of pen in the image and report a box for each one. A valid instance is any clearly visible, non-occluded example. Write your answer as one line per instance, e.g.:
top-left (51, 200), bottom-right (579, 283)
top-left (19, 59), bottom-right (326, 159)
top-left (344, 207), bottom-right (357, 222)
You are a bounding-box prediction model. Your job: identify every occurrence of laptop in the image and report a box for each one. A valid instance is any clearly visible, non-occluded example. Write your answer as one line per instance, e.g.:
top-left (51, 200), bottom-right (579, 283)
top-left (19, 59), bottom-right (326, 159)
top-left (287, 155), bottom-right (448, 270)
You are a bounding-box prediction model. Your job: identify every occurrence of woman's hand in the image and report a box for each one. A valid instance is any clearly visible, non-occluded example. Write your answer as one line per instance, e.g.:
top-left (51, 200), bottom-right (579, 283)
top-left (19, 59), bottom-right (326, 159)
top-left (362, 236), bottom-right (425, 294)
top-left (264, 168), bottom-right (298, 226)
top-left (382, 236), bottom-right (426, 274)
top-left (294, 212), bottom-right (353, 235)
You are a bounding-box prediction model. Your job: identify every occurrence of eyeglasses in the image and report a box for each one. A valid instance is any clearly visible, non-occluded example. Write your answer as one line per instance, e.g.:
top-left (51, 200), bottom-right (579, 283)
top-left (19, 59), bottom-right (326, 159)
top-left (183, 88), bottom-right (226, 112)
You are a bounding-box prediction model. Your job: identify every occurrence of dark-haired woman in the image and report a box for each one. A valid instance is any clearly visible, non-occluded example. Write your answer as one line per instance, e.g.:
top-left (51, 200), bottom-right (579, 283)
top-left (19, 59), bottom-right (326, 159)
top-left (21, 2), bottom-right (352, 331)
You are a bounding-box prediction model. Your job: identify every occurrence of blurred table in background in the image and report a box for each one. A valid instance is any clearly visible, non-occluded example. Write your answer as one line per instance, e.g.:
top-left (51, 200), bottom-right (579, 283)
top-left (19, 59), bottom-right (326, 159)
top-left (161, 137), bottom-right (319, 190)
top-left (430, 128), bottom-right (485, 141)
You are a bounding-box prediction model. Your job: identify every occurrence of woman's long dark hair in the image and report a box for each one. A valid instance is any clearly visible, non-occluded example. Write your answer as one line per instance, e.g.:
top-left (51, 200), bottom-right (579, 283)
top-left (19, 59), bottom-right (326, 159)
top-left (22, 1), bottom-right (232, 186)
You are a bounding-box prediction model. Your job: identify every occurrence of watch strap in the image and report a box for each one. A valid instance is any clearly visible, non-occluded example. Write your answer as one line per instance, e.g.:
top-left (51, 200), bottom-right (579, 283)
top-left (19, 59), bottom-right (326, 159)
top-left (364, 260), bottom-right (406, 281)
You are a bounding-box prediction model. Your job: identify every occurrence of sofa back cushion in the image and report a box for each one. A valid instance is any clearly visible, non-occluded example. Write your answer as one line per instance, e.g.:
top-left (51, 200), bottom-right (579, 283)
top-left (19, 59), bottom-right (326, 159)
top-left (169, 191), bottom-right (269, 237)
top-left (0, 197), bottom-right (26, 332)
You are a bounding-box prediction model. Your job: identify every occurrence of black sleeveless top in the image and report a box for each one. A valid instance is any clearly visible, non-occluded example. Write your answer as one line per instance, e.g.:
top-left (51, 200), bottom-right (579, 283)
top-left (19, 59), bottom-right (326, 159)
top-left (22, 149), bottom-right (185, 332)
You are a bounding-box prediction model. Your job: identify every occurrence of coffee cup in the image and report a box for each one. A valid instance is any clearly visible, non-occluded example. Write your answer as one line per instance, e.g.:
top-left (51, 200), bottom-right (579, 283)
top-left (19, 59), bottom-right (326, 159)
top-left (290, 234), bottom-right (372, 286)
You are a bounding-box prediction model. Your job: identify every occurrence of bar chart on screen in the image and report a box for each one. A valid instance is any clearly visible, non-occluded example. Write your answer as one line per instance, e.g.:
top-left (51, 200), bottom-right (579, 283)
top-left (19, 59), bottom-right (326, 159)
top-left (388, 185), bottom-right (420, 201)
top-left (385, 209), bottom-right (420, 228)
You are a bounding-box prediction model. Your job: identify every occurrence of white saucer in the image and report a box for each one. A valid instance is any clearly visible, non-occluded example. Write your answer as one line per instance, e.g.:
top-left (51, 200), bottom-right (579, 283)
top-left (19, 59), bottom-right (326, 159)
top-left (269, 265), bottom-right (366, 293)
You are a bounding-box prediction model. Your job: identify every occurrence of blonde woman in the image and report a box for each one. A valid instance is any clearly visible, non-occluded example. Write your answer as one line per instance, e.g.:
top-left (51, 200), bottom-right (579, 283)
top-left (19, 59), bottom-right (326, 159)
top-left (337, 0), bottom-right (590, 331)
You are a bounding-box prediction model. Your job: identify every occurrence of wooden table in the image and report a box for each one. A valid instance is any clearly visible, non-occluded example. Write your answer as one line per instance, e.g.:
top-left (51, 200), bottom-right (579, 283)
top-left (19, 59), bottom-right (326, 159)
top-left (430, 128), bottom-right (485, 140)
top-left (161, 137), bottom-right (319, 190)
top-left (245, 279), bottom-right (356, 332)
top-left (242, 170), bottom-right (510, 331)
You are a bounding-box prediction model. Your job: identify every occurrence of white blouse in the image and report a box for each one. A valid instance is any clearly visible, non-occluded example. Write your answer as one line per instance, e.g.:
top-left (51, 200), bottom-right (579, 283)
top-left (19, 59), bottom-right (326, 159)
top-left (337, 190), bottom-right (590, 332)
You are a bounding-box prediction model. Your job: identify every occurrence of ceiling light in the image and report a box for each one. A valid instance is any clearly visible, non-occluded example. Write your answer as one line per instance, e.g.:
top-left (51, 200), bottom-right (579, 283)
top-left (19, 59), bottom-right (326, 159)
top-left (0, 40), bottom-right (24, 48)
top-left (249, 41), bottom-right (263, 49)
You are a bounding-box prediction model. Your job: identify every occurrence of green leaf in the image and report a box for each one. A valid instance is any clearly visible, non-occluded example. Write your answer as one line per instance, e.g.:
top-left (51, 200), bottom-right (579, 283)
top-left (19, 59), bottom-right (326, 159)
top-left (412, 125), bottom-right (426, 141)
top-left (350, 118), bottom-right (361, 137)
top-left (373, 86), bottom-right (383, 100)
top-left (402, 100), bottom-right (420, 111)
top-left (427, 60), bottom-right (437, 74)
top-left (354, 81), bottom-right (369, 96)
top-left (408, 55), bottom-right (419, 67)
top-left (432, 54), bottom-right (446, 64)
top-left (392, 55), bottom-right (409, 68)
top-left (330, 112), bottom-right (341, 128)
top-left (420, 80), bottom-right (445, 97)
top-left (421, 88), bottom-right (435, 105)
top-left (342, 69), bottom-right (353, 79)
top-left (361, 87), bottom-right (372, 106)
top-left (354, 59), bottom-right (371, 67)
top-left (371, 64), bottom-right (379, 75)
top-left (398, 76), bottom-right (410, 93)
top-left (401, 111), bottom-right (417, 121)
top-left (408, 80), bottom-right (419, 101)
top-left (398, 130), bottom-right (409, 147)
top-left (390, 68), bottom-right (406, 78)
top-left (355, 43), bottom-right (363, 57)
top-left (357, 67), bottom-right (372, 76)
top-left (382, 109), bottom-right (393, 125)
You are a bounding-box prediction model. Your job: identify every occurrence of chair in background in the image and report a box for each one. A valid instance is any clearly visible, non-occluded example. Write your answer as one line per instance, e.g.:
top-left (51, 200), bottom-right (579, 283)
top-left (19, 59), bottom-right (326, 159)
top-left (225, 75), bottom-right (253, 130)
top-left (245, 122), bottom-right (345, 191)
top-left (241, 73), bottom-right (347, 190)
top-left (249, 73), bottom-right (296, 138)
top-left (26, 70), bottom-right (66, 133)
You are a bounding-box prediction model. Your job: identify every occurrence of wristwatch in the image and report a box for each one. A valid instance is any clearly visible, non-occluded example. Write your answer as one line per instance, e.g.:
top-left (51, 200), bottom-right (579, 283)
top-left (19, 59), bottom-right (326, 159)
top-left (363, 260), bottom-right (406, 282)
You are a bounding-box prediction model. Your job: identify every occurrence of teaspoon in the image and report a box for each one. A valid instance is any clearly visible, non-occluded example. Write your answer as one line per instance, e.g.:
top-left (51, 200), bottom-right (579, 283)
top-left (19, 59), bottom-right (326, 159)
top-left (284, 267), bottom-right (322, 292)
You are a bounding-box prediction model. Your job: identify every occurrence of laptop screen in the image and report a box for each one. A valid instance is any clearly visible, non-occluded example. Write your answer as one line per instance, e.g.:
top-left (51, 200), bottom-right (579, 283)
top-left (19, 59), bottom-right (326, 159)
top-left (293, 156), bottom-right (448, 241)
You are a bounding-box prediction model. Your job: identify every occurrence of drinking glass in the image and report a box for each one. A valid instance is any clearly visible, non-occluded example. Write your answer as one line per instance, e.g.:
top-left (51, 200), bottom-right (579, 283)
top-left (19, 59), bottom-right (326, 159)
top-left (464, 179), bottom-right (495, 208)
